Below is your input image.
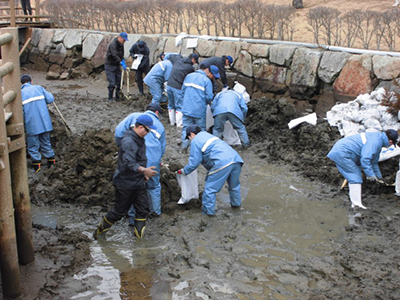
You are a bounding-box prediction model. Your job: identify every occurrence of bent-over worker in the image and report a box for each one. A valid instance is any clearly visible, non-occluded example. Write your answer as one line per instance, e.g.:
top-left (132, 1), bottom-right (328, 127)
top-left (327, 129), bottom-right (398, 209)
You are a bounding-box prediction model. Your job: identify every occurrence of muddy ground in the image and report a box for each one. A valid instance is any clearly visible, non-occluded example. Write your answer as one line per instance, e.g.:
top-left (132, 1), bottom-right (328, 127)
top-left (3, 70), bottom-right (400, 299)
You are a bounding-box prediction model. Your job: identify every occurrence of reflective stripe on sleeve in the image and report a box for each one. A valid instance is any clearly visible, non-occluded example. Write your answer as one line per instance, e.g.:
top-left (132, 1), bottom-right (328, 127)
top-left (184, 82), bottom-right (205, 91)
top-left (22, 95), bottom-right (45, 105)
top-left (360, 132), bottom-right (367, 144)
top-left (201, 137), bottom-right (219, 152)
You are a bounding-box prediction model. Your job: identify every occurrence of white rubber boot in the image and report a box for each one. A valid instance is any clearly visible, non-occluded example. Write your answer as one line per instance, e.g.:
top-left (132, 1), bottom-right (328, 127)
top-left (176, 111), bottom-right (183, 128)
top-left (168, 109), bottom-right (176, 126)
top-left (349, 183), bottom-right (367, 209)
top-left (393, 0), bottom-right (400, 6)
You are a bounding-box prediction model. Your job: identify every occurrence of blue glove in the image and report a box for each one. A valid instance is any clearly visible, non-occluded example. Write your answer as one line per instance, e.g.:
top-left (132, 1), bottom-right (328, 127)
top-left (120, 59), bottom-right (127, 70)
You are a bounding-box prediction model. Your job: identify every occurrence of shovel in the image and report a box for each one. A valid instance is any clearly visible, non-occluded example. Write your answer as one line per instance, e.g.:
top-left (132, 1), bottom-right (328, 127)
top-left (53, 101), bottom-right (73, 137)
top-left (118, 68), bottom-right (132, 101)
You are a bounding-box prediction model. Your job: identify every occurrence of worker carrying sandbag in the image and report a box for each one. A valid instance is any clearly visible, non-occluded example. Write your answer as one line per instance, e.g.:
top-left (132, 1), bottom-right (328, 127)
top-left (327, 129), bottom-right (398, 209)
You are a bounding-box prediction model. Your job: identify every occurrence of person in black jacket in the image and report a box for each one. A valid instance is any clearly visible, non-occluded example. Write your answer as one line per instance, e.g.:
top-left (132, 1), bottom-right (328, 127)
top-left (202, 55), bottom-right (234, 91)
top-left (129, 40), bottom-right (150, 95)
top-left (93, 115), bottom-right (157, 240)
top-left (166, 53), bottom-right (199, 126)
top-left (105, 32), bottom-right (128, 102)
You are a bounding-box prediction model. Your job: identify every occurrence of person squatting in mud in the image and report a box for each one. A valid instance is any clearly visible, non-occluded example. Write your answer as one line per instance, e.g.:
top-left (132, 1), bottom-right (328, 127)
top-left (20, 74), bottom-right (56, 172)
top-left (177, 125), bottom-right (244, 216)
top-left (93, 115), bottom-right (157, 239)
top-left (327, 129), bottom-right (399, 209)
top-left (114, 103), bottom-right (166, 219)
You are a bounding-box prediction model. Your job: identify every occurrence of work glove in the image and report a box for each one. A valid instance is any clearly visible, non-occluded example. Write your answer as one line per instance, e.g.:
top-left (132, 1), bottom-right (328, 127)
top-left (366, 176), bottom-right (378, 182)
top-left (120, 59), bottom-right (127, 70)
top-left (176, 169), bottom-right (184, 175)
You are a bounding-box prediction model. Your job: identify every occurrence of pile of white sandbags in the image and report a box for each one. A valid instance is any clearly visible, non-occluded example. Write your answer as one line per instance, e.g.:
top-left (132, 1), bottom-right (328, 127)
top-left (326, 88), bottom-right (400, 137)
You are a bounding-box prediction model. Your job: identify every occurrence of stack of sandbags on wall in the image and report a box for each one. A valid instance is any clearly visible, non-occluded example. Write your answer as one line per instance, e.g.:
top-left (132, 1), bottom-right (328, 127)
top-left (326, 87), bottom-right (400, 137)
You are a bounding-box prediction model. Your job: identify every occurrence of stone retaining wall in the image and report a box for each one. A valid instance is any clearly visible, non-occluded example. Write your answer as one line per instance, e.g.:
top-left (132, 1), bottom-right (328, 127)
top-left (23, 28), bottom-right (400, 115)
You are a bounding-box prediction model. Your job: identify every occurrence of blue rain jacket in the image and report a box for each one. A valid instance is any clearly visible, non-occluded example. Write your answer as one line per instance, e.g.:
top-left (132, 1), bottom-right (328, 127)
top-left (183, 131), bottom-right (243, 176)
top-left (114, 111), bottom-right (166, 172)
top-left (182, 70), bottom-right (214, 119)
top-left (327, 132), bottom-right (389, 183)
top-left (144, 60), bottom-right (173, 87)
top-left (211, 90), bottom-right (248, 123)
top-left (21, 82), bottom-right (54, 136)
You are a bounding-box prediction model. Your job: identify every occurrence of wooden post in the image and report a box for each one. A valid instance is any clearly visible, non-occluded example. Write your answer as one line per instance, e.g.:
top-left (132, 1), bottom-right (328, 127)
top-left (9, 0), bottom-right (15, 27)
top-left (2, 27), bottom-right (35, 265)
top-left (35, 0), bottom-right (40, 16)
top-left (0, 29), bottom-right (21, 298)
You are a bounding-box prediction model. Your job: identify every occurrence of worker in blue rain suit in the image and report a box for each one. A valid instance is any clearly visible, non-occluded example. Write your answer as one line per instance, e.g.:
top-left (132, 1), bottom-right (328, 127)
top-left (211, 89), bottom-right (251, 148)
top-left (114, 104), bottom-right (166, 219)
top-left (327, 129), bottom-right (398, 209)
top-left (181, 63), bottom-right (219, 151)
top-left (177, 125), bottom-right (244, 216)
top-left (143, 58), bottom-right (173, 104)
top-left (105, 32), bottom-right (128, 102)
top-left (20, 74), bottom-right (56, 172)
top-left (202, 55), bottom-right (234, 91)
top-left (129, 40), bottom-right (150, 95)
top-left (166, 53), bottom-right (199, 126)
top-left (94, 115), bottom-right (157, 240)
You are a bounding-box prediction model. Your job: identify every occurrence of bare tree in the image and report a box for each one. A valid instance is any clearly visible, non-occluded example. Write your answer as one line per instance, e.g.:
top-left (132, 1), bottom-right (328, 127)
top-left (319, 7), bottom-right (340, 45)
top-left (241, 0), bottom-right (263, 38)
top-left (381, 9), bottom-right (397, 51)
top-left (307, 7), bottom-right (324, 44)
top-left (341, 10), bottom-right (359, 47)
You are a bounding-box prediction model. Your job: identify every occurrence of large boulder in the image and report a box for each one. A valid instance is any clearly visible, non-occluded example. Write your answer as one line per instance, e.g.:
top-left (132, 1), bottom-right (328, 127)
top-left (253, 58), bottom-right (288, 94)
top-left (289, 48), bottom-right (323, 99)
top-left (333, 54), bottom-right (376, 102)
top-left (372, 56), bottom-right (400, 80)
top-left (318, 51), bottom-right (350, 84)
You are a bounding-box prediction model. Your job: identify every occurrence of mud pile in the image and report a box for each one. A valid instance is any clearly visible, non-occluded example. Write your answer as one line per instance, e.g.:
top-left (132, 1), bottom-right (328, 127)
top-left (29, 116), bottom-right (192, 211)
top-left (246, 97), bottom-right (399, 187)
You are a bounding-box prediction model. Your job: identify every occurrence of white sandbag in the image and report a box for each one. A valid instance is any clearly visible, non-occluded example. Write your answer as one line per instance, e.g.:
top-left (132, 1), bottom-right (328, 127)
top-left (223, 122), bottom-right (241, 145)
top-left (131, 54), bottom-right (143, 70)
top-left (340, 120), bottom-right (360, 137)
top-left (233, 81), bottom-right (250, 103)
top-left (363, 119), bottom-right (382, 132)
top-left (177, 170), bottom-right (199, 204)
top-left (379, 145), bottom-right (400, 162)
top-left (288, 113), bottom-right (317, 129)
top-left (175, 32), bottom-right (188, 47)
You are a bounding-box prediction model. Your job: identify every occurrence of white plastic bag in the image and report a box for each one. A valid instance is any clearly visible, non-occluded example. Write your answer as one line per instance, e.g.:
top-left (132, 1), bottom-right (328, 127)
top-left (176, 169), bottom-right (199, 204)
top-left (131, 54), bottom-right (143, 70)
top-left (222, 121), bottom-right (241, 145)
top-left (288, 113), bottom-right (317, 129)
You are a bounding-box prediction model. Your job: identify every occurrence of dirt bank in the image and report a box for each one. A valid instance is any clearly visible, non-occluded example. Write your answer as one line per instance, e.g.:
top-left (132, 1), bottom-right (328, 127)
top-left (6, 70), bottom-right (400, 299)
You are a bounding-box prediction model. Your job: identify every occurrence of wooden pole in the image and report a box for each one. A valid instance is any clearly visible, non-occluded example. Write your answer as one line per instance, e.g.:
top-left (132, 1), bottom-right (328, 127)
top-left (2, 27), bottom-right (35, 265)
top-left (0, 29), bottom-right (21, 299)
top-left (35, 0), bottom-right (40, 16)
top-left (9, 0), bottom-right (15, 27)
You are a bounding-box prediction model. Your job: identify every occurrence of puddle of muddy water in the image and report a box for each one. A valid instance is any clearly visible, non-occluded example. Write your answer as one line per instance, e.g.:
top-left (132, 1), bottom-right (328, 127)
top-left (31, 159), bottom-right (352, 299)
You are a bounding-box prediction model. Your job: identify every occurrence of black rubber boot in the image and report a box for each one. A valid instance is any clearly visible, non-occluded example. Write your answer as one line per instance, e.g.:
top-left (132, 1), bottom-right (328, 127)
top-left (133, 218), bottom-right (146, 238)
top-left (93, 216), bottom-right (113, 240)
top-left (138, 83), bottom-right (144, 95)
top-left (47, 157), bottom-right (56, 168)
top-left (115, 88), bottom-right (121, 101)
top-left (32, 160), bottom-right (41, 173)
top-left (108, 88), bottom-right (115, 102)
